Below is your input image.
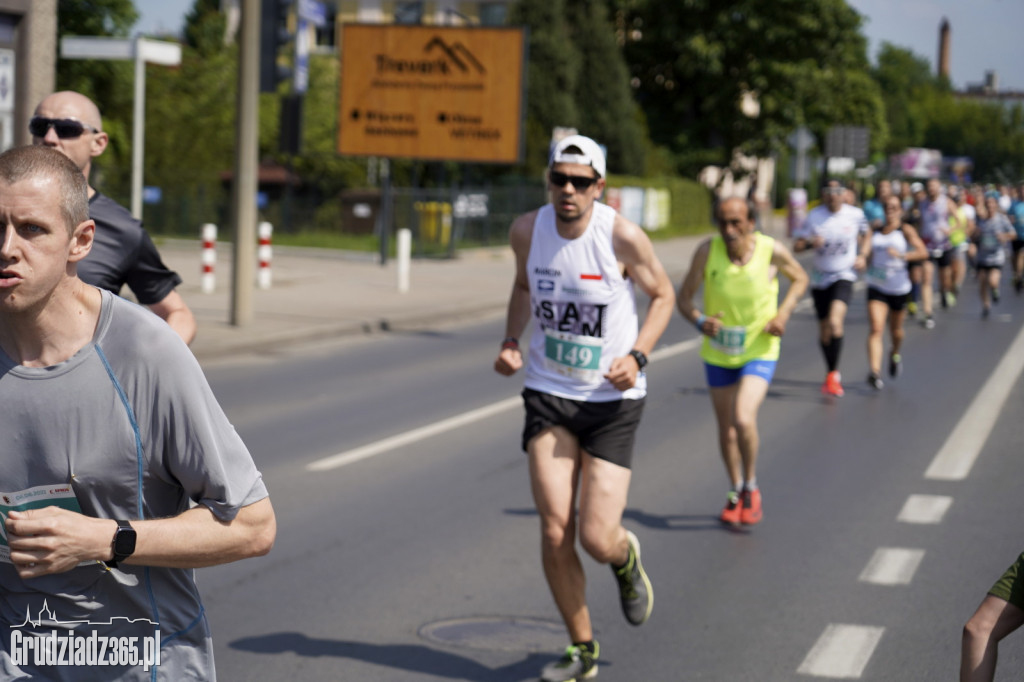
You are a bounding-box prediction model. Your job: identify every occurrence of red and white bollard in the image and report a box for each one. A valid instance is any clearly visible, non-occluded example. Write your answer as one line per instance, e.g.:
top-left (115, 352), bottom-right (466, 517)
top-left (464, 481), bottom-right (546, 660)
top-left (257, 221), bottom-right (273, 290)
top-left (200, 223), bottom-right (217, 294)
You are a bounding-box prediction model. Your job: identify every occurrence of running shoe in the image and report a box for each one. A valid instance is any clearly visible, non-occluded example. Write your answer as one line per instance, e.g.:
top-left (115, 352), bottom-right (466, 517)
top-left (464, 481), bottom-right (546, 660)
top-left (907, 300), bottom-right (919, 316)
top-left (867, 373), bottom-right (884, 390)
top-left (612, 531), bottom-right (653, 626)
top-left (740, 488), bottom-right (763, 525)
top-left (821, 370), bottom-right (844, 397)
top-left (1015, 277), bottom-right (1023, 294)
top-left (993, 288), bottom-right (1001, 304)
top-left (720, 491), bottom-right (741, 526)
top-left (922, 316), bottom-right (936, 330)
top-left (982, 306), bottom-right (990, 319)
top-left (540, 642), bottom-right (599, 682)
top-left (946, 291), bottom-right (957, 308)
top-left (889, 353), bottom-right (902, 378)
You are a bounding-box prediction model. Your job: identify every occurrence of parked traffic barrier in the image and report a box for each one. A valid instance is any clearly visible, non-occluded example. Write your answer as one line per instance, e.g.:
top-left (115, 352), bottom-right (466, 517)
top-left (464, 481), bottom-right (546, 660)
top-left (258, 221), bottom-right (272, 289)
top-left (200, 223), bottom-right (216, 294)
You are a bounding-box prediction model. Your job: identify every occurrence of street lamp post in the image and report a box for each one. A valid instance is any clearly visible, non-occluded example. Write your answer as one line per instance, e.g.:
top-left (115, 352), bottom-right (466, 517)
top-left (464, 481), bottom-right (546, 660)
top-left (59, 36), bottom-right (182, 219)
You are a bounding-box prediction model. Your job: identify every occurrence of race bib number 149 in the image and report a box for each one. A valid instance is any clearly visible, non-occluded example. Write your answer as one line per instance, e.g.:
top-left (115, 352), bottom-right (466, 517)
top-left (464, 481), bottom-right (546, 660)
top-left (544, 329), bottom-right (602, 381)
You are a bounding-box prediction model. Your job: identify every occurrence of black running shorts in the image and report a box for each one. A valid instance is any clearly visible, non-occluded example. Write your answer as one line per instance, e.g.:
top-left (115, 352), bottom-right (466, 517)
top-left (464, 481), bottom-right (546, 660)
top-left (811, 280), bottom-right (853, 320)
top-left (521, 388), bottom-right (645, 469)
top-left (867, 287), bottom-right (907, 312)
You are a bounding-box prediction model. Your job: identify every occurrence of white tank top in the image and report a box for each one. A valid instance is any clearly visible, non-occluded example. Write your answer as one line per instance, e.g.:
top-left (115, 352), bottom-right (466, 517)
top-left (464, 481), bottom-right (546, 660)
top-left (796, 204), bottom-right (866, 289)
top-left (524, 202), bottom-right (644, 402)
top-left (866, 228), bottom-right (912, 295)
top-left (920, 197), bottom-right (950, 249)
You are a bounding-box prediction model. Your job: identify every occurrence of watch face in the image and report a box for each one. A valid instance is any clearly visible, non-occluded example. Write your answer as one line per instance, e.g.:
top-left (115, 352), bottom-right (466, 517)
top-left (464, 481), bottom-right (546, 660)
top-left (114, 525), bottom-right (137, 556)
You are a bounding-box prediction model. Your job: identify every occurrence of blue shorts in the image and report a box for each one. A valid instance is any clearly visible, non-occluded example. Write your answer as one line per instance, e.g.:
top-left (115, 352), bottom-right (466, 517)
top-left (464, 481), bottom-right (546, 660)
top-left (705, 360), bottom-right (777, 388)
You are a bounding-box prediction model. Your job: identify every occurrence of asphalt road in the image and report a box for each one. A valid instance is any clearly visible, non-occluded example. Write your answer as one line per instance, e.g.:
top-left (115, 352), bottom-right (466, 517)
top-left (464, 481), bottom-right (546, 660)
top-left (196, 280), bottom-right (1024, 681)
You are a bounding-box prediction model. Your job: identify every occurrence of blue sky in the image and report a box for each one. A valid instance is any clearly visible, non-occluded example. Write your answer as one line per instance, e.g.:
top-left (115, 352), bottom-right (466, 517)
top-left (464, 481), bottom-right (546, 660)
top-left (133, 0), bottom-right (1024, 92)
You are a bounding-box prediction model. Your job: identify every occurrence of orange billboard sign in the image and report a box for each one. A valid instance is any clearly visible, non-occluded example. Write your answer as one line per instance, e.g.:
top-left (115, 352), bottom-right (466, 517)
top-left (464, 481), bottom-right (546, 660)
top-left (337, 24), bottom-right (526, 163)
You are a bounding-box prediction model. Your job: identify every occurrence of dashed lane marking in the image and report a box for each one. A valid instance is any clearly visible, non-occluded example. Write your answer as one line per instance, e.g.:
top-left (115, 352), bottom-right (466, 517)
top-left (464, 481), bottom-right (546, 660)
top-left (897, 494), bottom-right (953, 524)
top-left (797, 624), bottom-right (885, 679)
top-left (924, 319), bottom-right (1024, 480)
top-left (306, 396), bottom-right (521, 471)
top-left (858, 547), bottom-right (926, 586)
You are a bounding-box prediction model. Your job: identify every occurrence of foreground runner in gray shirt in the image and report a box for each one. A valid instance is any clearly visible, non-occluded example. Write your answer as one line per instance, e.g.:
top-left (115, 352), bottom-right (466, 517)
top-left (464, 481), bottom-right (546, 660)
top-left (0, 146), bottom-right (276, 680)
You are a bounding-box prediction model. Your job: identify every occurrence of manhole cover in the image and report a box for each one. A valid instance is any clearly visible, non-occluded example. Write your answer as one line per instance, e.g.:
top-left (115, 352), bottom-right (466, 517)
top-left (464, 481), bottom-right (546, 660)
top-left (419, 616), bottom-right (568, 653)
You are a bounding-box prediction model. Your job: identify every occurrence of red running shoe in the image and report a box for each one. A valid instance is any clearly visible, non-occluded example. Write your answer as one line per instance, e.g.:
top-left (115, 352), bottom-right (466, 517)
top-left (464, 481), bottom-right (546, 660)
top-left (821, 371), bottom-right (844, 397)
top-left (720, 492), bottom-right (741, 526)
top-left (740, 489), bottom-right (763, 525)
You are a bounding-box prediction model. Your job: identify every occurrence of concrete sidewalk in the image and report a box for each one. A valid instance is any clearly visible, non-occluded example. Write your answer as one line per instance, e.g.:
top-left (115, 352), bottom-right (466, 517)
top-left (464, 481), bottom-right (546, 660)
top-left (159, 215), bottom-right (786, 362)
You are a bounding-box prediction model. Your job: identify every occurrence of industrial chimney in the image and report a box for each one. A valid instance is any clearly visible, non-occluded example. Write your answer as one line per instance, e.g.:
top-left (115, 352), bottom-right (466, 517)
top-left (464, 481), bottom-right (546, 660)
top-left (938, 18), bottom-right (951, 80)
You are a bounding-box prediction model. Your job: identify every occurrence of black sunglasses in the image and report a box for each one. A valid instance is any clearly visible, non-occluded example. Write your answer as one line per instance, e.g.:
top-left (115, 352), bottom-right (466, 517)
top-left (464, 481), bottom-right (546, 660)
top-left (29, 116), bottom-right (100, 139)
top-left (549, 171), bottom-right (598, 191)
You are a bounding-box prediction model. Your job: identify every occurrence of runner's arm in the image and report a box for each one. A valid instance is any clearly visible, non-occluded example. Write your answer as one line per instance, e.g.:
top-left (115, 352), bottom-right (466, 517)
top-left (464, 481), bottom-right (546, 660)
top-left (6, 497), bottom-right (276, 576)
top-left (903, 225), bottom-right (929, 262)
top-left (614, 216), bottom-right (676, 357)
top-left (676, 239), bottom-right (712, 335)
top-left (494, 213), bottom-right (535, 376)
top-left (147, 289), bottom-right (197, 346)
top-left (764, 240), bottom-right (808, 336)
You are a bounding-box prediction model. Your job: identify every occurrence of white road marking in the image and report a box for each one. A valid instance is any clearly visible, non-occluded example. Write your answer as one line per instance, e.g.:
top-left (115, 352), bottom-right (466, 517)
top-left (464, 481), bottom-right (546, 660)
top-left (797, 624), bottom-right (885, 678)
top-left (306, 396), bottom-right (521, 471)
top-left (649, 337), bottom-right (700, 361)
top-left (306, 338), bottom-right (703, 472)
top-left (858, 548), bottom-right (926, 586)
top-left (897, 494), bottom-right (953, 524)
top-left (925, 319), bottom-right (1024, 480)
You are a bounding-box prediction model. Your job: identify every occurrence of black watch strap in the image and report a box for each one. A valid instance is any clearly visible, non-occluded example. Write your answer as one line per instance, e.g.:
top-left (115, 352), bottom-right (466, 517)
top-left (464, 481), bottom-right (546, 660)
top-left (629, 349), bottom-right (648, 370)
top-left (106, 519), bottom-right (137, 569)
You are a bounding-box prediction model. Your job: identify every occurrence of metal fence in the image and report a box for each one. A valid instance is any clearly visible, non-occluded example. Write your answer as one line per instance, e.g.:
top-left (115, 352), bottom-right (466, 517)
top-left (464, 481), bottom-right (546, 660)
top-left (139, 183), bottom-right (548, 258)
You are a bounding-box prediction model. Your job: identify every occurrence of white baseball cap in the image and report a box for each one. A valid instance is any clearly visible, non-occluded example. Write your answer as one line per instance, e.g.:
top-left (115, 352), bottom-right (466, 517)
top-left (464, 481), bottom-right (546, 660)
top-left (549, 134), bottom-right (606, 178)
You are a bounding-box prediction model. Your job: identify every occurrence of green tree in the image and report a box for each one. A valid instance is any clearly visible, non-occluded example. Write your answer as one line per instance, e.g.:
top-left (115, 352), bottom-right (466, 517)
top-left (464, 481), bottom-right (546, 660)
top-left (871, 43), bottom-right (935, 153)
top-left (622, 0), bottom-right (886, 174)
top-left (566, 0), bottom-right (646, 175)
top-left (509, 0), bottom-right (581, 177)
top-left (57, 0), bottom-right (140, 199)
top-left (184, 0), bottom-right (228, 56)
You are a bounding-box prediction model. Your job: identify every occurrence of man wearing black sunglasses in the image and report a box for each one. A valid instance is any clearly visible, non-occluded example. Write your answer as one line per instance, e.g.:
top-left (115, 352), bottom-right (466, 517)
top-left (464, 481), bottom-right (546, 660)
top-left (494, 134), bottom-right (675, 682)
top-left (31, 91), bottom-right (196, 345)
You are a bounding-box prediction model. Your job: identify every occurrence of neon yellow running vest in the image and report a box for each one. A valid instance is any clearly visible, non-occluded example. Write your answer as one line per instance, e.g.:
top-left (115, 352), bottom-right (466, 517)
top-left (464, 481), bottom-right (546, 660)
top-left (700, 232), bottom-right (780, 367)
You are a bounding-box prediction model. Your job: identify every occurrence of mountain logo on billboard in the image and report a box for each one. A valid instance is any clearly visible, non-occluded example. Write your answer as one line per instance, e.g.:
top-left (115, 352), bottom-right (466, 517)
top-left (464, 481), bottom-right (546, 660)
top-left (375, 37), bottom-right (485, 76)
top-left (424, 37), bottom-right (485, 74)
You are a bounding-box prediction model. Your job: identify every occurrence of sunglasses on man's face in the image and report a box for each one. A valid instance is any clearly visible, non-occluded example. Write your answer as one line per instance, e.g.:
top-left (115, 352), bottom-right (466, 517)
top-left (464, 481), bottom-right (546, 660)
top-left (549, 171), bottom-right (598, 191)
top-left (29, 117), bottom-right (99, 139)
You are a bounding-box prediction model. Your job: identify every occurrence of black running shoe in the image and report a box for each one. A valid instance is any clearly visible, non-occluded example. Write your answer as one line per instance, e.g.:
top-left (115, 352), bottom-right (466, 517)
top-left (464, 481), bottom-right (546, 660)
top-left (540, 642), bottom-right (599, 682)
top-left (612, 531), bottom-right (653, 626)
top-left (889, 353), bottom-right (902, 378)
top-left (867, 373), bottom-right (884, 390)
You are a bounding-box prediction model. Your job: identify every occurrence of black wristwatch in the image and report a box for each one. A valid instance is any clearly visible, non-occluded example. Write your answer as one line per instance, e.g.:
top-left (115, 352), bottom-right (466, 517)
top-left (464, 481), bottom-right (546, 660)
top-left (106, 519), bottom-right (137, 569)
top-left (628, 349), bottom-right (648, 370)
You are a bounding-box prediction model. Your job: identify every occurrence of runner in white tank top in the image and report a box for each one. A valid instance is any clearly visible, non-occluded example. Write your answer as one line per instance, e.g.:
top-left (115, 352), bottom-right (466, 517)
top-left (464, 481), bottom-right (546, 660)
top-left (493, 135), bottom-right (675, 682)
top-left (793, 179), bottom-right (868, 397)
top-left (917, 178), bottom-right (965, 326)
top-left (860, 195), bottom-right (928, 388)
top-left (524, 202), bottom-right (644, 402)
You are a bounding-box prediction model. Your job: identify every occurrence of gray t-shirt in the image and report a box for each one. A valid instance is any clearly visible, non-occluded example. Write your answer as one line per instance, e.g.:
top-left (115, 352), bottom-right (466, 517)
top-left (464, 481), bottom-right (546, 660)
top-left (0, 289), bottom-right (268, 681)
top-left (975, 213), bottom-right (1014, 266)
